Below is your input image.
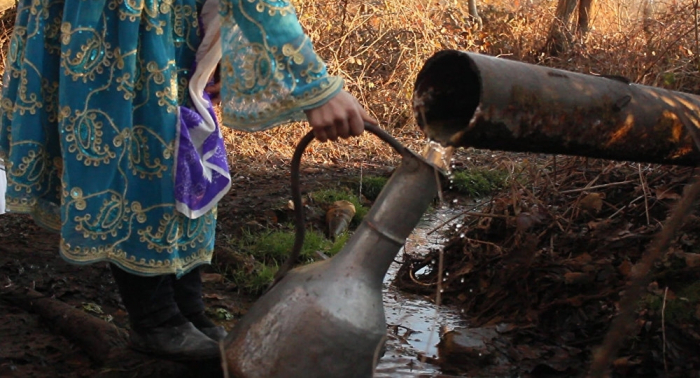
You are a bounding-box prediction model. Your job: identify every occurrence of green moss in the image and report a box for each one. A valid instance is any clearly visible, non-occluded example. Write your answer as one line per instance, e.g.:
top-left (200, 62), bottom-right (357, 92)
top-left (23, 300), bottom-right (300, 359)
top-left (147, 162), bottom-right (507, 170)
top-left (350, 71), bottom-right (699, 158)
top-left (643, 280), bottom-right (700, 326)
top-left (237, 228), bottom-right (330, 263)
top-left (231, 262), bottom-right (278, 295)
top-left (226, 226), bottom-right (351, 294)
top-left (359, 176), bottom-right (389, 201)
top-left (328, 232), bottom-right (350, 256)
top-left (220, 186), bottom-right (371, 295)
top-left (206, 307), bottom-right (235, 321)
top-left (450, 168), bottom-right (508, 197)
top-left (679, 281), bottom-right (700, 302)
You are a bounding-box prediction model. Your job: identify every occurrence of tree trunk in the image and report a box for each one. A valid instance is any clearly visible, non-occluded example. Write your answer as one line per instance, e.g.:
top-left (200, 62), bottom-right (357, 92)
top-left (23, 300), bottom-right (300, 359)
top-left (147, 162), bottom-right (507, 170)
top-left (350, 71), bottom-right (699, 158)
top-left (577, 0), bottom-right (594, 36)
top-left (467, 0), bottom-right (483, 28)
top-left (642, 0), bottom-right (654, 46)
top-left (544, 0), bottom-right (579, 55)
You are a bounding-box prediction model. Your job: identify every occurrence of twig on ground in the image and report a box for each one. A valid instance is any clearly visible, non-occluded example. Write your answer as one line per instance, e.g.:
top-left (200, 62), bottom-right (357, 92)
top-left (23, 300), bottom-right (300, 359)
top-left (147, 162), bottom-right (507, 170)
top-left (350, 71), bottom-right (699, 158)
top-left (461, 211), bottom-right (511, 220)
top-left (426, 205), bottom-right (497, 235)
top-left (421, 249), bottom-right (445, 363)
top-left (662, 286), bottom-right (669, 375)
top-left (639, 164), bottom-right (651, 226)
top-left (559, 180), bottom-right (635, 194)
top-left (409, 265), bottom-right (437, 287)
top-left (607, 195), bottom-right (645, 220)
top-left (221, 340), bottom-right (230, 378)
top-left (371, 335), bottom-right (388, 377)
top-left (464, 237), bottom-right (504, 253)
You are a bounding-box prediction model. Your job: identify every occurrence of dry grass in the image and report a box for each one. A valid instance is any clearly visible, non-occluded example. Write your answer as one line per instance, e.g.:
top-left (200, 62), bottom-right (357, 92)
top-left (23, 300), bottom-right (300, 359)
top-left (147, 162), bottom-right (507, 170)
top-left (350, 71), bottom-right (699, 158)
top-left (0, 8), bottom-right (15, 88)
top-left (228, 0), bottom-right (700, 173)
top-left (2, 1), bottom-right (700, 174)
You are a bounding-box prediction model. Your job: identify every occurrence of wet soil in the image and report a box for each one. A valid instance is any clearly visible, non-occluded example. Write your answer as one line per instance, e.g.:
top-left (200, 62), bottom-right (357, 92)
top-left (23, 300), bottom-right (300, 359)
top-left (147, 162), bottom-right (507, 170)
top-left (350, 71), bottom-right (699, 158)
top-left (0, 164), bottom-right (393, 377)
top-left (396, 158), bottom-right (700, 377)
top-left (5, 154), bottom-right (700, 378)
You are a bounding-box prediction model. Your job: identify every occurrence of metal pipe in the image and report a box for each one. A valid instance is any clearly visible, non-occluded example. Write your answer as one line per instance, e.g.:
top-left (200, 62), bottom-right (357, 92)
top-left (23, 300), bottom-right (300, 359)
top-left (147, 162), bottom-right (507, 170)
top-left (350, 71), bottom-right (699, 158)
top-left (413, 50), bottom-right (700, 166)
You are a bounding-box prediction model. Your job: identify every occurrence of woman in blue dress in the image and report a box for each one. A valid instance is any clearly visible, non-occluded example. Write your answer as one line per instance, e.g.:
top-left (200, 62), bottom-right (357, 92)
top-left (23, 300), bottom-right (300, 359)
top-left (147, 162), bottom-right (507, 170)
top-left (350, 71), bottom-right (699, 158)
top-left (0, 0), bottom-right (376, 359)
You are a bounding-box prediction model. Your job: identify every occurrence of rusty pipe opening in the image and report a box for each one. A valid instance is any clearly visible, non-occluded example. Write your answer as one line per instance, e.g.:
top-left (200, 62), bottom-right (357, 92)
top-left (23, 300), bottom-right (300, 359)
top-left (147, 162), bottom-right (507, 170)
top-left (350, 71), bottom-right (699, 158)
top-left (414, 50), bottom-right (481, 143)
top-left (413, 50), bottom-right (700, 166)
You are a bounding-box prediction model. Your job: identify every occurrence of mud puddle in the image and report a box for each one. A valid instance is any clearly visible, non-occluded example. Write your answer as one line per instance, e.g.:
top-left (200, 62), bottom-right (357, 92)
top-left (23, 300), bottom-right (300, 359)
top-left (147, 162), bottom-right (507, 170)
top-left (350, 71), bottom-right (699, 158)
top-left (374, 205), bottom-right (470, 377)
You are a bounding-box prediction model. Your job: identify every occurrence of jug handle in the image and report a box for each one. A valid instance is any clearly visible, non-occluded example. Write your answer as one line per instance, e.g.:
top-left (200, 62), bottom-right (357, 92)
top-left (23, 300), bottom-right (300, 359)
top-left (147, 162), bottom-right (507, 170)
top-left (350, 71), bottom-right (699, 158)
top-left (270, 122), bottom-right (408, 287)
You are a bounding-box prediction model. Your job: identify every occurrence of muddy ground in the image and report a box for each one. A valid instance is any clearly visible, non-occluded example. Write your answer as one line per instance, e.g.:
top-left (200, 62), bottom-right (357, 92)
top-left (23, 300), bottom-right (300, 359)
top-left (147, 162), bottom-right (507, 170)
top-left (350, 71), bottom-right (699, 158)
top-left (0, 163), bottom-right (393, 378)
top-left (3, 153), bottom-right (700, 378)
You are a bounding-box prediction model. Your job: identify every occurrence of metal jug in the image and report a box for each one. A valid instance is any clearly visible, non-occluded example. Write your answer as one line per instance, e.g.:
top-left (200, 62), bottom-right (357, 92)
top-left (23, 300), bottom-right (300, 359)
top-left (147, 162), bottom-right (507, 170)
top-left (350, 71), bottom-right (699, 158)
top-left (223, 125), bottom-right (450, 378)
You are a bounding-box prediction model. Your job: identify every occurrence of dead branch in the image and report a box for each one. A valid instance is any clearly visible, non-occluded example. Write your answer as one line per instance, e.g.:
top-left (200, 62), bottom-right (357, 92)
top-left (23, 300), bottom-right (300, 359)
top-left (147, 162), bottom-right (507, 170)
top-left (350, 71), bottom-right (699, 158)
top-left (0, 286), bottom-right (222, 378)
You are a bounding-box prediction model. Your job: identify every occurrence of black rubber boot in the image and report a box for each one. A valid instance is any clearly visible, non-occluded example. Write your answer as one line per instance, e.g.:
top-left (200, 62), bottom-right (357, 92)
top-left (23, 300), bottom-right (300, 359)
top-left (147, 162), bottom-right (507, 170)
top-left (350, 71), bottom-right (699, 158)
top-left (128, 321), bottom-right (220, 360)
top-left (172, 266), bottom-right (228, 341)
top-left (109, 264), bottom-right (220, 360)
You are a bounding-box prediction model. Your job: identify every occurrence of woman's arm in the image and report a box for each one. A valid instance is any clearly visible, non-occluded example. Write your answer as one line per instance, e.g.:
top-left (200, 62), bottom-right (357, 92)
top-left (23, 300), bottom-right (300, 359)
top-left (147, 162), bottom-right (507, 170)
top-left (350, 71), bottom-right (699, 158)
top-left (217, 0), bottom-right (376, 138)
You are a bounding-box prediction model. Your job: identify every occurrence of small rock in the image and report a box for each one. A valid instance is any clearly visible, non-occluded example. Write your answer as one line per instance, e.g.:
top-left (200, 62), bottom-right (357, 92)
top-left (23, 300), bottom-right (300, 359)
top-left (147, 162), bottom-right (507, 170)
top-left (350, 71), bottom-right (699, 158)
top-left (201, 273), bottom-right (224, 283)
top-left (438, 327), bottom-right (501, 367)
top-left (326, 200), bottom-right (356, 239)
top-left (684, 253), bottom-right (700, 268)
top-left (579, 192), bottom-right (604, 214)
top-left (618, 259), bottom-right (633, 277)
top-left (564, 271), bottom-right (593, 285)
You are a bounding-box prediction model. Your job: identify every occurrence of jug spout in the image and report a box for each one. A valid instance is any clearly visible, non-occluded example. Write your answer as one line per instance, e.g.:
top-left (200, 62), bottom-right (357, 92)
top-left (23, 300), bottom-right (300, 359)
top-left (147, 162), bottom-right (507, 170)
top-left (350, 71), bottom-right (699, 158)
top-left (223, 143), bottom-right (451, 378)
top-left (334, 141), bottom-right (453, 287)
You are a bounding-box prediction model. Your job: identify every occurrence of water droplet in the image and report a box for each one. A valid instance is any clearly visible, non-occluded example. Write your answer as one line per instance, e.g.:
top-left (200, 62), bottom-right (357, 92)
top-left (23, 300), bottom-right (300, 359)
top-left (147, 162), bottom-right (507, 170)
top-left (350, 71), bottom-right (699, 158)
top-left (469, 289), bottom-right (473, 293)
top-left (445, 272), bottom-right (449, 276)
top-left (442, 278), bottom-right (447, 282)
top-left (439, 289), bottom-right (444, 293)
top-left (452, 199), bottom-right (458, 203)
top-left (431, 259), bottom-right (436, 265)
top-left (460, 233), bottom-right (465, 238)
top-left (460, 277), bottom-right (465, 283)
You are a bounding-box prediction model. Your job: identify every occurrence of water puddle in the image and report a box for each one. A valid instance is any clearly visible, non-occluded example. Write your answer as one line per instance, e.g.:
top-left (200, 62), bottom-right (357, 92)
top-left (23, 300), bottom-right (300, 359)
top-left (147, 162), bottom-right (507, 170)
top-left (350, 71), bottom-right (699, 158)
top-left (375, 205), bottom-right (469, 377)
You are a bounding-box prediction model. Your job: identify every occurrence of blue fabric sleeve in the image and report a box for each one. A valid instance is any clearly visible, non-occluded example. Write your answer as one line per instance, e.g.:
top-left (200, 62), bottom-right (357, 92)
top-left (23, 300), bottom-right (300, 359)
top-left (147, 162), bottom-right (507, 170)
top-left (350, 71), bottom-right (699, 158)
top-left (219, 0), bottom-right (344, 131)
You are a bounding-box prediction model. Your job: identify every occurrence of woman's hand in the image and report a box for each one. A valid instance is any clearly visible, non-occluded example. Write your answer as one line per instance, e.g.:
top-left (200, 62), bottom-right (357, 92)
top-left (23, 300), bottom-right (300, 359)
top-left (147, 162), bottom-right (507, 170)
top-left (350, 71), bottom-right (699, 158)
top-left (304, 90), bottom-right (377, 142)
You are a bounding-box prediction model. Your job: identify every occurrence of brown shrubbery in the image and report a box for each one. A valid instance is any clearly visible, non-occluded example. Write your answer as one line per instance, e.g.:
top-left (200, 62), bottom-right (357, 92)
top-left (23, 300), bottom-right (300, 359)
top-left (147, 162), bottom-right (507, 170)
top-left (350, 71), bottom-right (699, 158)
top-left (1, 1), bottom-right (698, 170)
top-left (226, 0), bottom-right (700, 171)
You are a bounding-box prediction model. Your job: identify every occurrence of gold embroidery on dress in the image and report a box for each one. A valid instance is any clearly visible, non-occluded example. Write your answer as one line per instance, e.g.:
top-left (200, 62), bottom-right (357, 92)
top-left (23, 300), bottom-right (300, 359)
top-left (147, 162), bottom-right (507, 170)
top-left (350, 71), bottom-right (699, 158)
top-left (63, 109), bottom-right (117, 166)
top-left (248, 0), bottom-right (294, 17)
top-left (2, 0), bottom-right (216, 276)
top-left (71, 190), bottom-right (127, 239)
top-left (128, 126), bottom-right (170, 179)
top-left (60, 22), bottom-right (114, 82)
top-left (60, 238), bottom-right (214, 275)
top-left (138, 212), bottom-right (209, 253)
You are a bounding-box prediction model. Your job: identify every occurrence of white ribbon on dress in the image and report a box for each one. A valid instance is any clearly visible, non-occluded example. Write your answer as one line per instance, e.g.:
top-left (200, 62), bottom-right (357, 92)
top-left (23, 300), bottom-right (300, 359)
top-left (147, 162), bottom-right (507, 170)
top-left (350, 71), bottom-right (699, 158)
top-left (173, 0), bottom-right (231, 219)
top-left (0, 158), bottom-right (6, 214)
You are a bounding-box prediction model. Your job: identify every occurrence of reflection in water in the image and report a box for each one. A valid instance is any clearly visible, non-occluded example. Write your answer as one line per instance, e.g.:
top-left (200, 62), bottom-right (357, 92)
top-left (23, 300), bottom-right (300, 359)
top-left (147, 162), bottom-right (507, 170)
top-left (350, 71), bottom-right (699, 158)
top-left (375, 206), bottom-right (468, 378)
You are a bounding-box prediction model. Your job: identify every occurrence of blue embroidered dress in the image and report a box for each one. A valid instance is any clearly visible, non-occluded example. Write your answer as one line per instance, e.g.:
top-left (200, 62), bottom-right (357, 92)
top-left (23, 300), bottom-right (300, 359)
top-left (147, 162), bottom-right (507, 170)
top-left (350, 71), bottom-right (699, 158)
top-left (0, 0), bottom-right (343, 276)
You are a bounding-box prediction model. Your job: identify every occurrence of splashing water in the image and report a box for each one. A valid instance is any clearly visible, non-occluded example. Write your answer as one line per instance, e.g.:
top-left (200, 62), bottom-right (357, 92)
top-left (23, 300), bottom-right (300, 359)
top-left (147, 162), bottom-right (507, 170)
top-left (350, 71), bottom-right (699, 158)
top-left (374, 207), bottom-right (468, 377)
